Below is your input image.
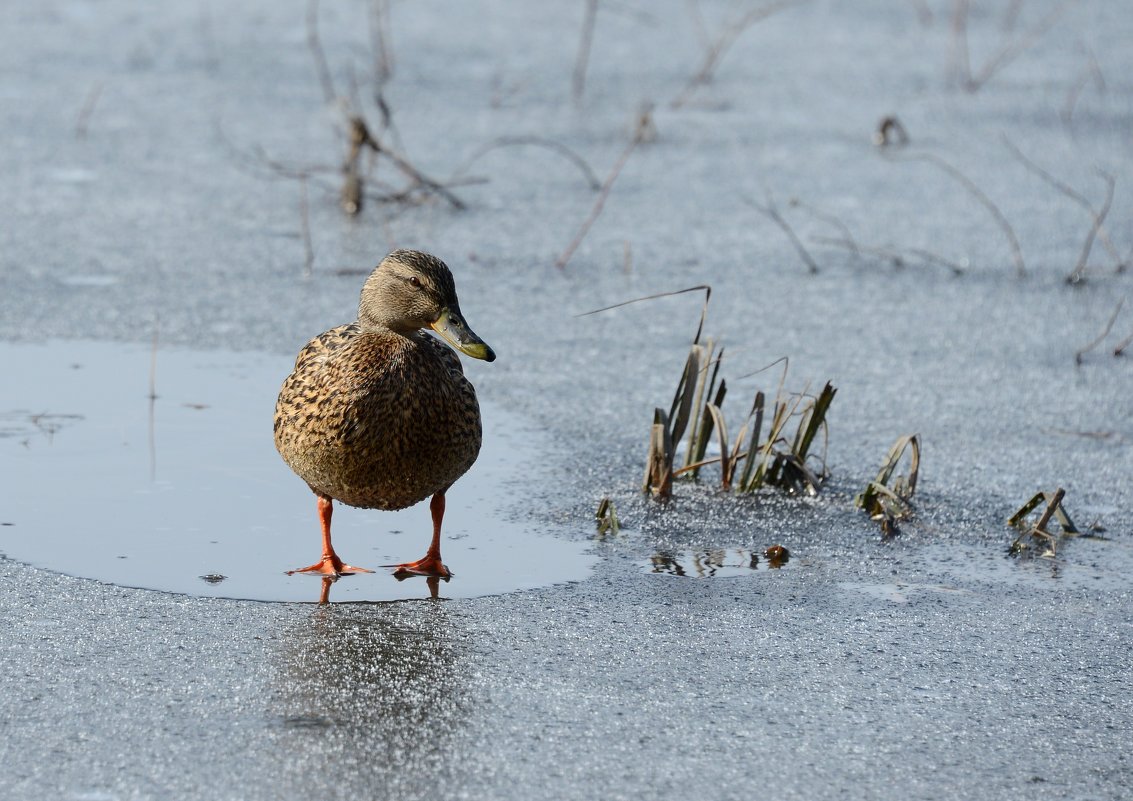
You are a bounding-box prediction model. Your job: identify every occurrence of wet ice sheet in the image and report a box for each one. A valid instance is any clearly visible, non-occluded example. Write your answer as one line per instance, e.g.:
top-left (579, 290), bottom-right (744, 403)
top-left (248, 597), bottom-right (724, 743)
top-left (0, 340), bottom-right (595, 602)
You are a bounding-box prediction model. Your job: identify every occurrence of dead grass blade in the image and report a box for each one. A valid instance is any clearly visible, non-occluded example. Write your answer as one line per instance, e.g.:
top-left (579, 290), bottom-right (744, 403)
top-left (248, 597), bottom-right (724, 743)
top-left (643, 408), bottom-right (674, 498)
top-left (1008, 487), bottom-right (1079, 556)
top-left (578, 285), bottom-right (712, 345)
top-left (596, 497), bottom-right (621, 536)
top-left (1075, 298), bottom-right (1125, 364)
top-left (855, 434), bottom-right (921, 534)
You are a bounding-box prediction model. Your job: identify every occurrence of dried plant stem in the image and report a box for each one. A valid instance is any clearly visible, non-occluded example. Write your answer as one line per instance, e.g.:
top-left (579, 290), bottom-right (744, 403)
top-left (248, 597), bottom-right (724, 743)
top-left (671, 0), bottom-right (805, 109)
top-left (812, 236), bottom-right (967, 275)
top-left (306, 0), bottom-right (336, 103)
top-left (349, 116), bottom-right (465, 210)
top-left (1061, 52), bottom-right (1105, 127)
top-left (890, 151), bottom-right (1025, 277)
top-left (792, 200), bottom-right (859, 255)
top-left (1002, 136), bottom-right (1121, 272)
top-left (555, 129), bottom-right (645, 269)
top-left (953, 0), bottom-right (1081, 92)
top-left (1067, 172), bottom-right (1115, 283)
top-left (1113, 328), bottom-right (1133, 357)
top-left (745, 195), bottom-right (819, 274)
top-left (75, 82), bottom-right (103, 138)
top-left (573, 0), bottom-right (599, 104)
top-left (369, 0), bottom-right (394, 85)
top-left (1075, 299), bottom-right (1125, 364)
top-left (1033, 488), bottom-right (1065, 533)
top-left (454, 136), bottom-right (601, 189)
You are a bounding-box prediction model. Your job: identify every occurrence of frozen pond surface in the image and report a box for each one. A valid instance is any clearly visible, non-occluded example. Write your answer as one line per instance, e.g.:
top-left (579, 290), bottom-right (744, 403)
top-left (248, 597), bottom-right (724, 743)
top-left (2, 0), bottom-right (1133, 799)
top-left (1, 341), bottom-right (595, 602)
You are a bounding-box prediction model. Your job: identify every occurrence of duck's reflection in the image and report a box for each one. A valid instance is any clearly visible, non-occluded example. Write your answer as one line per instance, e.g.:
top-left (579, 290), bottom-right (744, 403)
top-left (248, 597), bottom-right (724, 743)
top-left (268, 597), bottom-right (469, 792)
top-left (312, 573), bottom-right (445, 603)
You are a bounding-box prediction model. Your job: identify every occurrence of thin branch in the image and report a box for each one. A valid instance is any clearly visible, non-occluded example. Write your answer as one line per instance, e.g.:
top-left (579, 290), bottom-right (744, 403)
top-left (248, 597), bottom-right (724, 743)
top-left (369, 0), bottom-right (394, 85)
top-left (306, 0), bottom-right (337, 103)
top-left (954, 0), bottom-right (1081, 92)
top-left (790, 199), bottom-right (859, 255)
top-left (887, 151), bottom-right (1025, 277)
top-left (744, 194), bottom-right (819, 274)
top-left (453, 136), bottom-right (601, 189)
top-left (74, 82), bottom-right (103, 138)
top-left (1002, 135), bottom-right (1121, 267)
top-left (1075, 298), bottom-right (1125, 364)
top-left (573, 0), bottom-right (600, 104)
top-left (1061, 50), bottom-right (1105, 127)
top-left (812, 236), bottom-right (966, 275)
top-left (1067, 172), bottom-right (1115, 284)
top-left (555, 115), bottom-right (651, 269)
top-left (1114, 327), bottom-right (1133, 357)
top-left (351, 116), bottom-right (465, 210)
top-left (671, 0), bottom-right (806, 109)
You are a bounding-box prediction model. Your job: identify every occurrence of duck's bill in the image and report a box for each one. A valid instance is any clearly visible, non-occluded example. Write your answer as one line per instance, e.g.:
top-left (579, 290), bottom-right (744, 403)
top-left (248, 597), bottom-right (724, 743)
top-left (431, 307), bottom-right (496, 362)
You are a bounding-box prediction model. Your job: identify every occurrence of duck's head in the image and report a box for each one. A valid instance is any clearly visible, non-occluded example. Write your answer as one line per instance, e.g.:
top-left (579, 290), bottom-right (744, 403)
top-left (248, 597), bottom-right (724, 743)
top-left (359, 249), bottom-right (496, 362)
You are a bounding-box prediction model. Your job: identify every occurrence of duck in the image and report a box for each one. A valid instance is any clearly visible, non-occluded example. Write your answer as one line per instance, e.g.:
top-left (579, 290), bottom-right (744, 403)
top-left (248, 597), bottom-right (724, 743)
top-left (274, 249), bottom-right (495, 578)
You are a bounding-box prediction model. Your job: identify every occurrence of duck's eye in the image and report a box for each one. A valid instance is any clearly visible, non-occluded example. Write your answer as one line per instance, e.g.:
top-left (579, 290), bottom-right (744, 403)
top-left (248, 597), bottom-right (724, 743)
top-left (409, 276), bottom-right (422, 288)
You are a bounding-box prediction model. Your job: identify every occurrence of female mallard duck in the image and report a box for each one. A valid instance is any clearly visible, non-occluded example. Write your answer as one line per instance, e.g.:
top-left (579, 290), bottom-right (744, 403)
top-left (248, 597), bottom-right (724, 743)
top-left (274, 249), bottom-right (495, 578)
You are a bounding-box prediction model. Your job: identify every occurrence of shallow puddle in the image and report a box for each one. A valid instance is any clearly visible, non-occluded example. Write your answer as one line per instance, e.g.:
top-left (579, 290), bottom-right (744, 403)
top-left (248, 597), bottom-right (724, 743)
top-left (1, 340), bottom-right (596, 602)
top-left (646, 547), bottom-right (790, 577)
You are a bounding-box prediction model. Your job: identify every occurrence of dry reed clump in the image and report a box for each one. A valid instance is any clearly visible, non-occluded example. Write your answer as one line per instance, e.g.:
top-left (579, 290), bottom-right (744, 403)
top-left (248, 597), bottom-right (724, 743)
top-left (854, 434), bottom-right (920, 535)
top-left (595, 497), bottom-right (621, 537)
top-left (1007, 487), bottom-right (1079, 557)
top-left (642, 335), bottom-right (836, 501)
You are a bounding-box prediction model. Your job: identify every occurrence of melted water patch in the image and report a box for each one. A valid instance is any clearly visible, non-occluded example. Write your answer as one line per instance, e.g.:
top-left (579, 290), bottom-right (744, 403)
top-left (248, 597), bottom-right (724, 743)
top-left (0, 340), bottom-right (596, 602)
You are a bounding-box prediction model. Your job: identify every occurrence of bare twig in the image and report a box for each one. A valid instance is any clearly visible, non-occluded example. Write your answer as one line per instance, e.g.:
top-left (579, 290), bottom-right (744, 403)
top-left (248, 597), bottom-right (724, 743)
top-left (744, 194), bottom-right (819, 274)
top-left (555, 112), bottom-right (652, 269)
top-left (1061, 50), bottom-right (1105, 127)
top-left (887, 151), bottom-right (1025, 277)
top-left (1002, 136), bottom-right (1121, 270)
top-left (811, 236), bottom-right (966, 275)
top-left (791, 199), bottom-right (859, 255)
top-left (1067, 172), bottom-right (1115, 284)
top-left (369, 0), bottom-right (395, 85)
top-left (953, 0), bottom-right (1081, 92)
top-left (306, 0), bottom-right (336, 103)
top-left (350, 116), bottom-right (465, 210)
top-left (1075, 299), bottom-right (1124, 364)
top-left (454, 136), bottom-right (601, 189)
top-left (75, 82), bottom-right (103, 138)
top-left (573, 0), bottom-right (600, 104)
top-left (1033, 487), bottom-right (1065, 533)
top-left (1114, 327), bottom-right (1133, 357)
top-left (671, 0), bottom-right (806, 109)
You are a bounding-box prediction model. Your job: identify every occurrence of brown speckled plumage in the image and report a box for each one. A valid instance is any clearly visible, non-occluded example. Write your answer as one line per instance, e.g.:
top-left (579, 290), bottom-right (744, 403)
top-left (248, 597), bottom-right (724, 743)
top-left (273, 250), bottom-right (495, 576)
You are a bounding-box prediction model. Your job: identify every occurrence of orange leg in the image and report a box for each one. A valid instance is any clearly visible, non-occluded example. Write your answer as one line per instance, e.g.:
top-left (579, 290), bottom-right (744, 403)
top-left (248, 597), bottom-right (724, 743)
top-left (288, 494), bottom-right (374, 576)
top-left (390, 491), bottom-right (452, 579)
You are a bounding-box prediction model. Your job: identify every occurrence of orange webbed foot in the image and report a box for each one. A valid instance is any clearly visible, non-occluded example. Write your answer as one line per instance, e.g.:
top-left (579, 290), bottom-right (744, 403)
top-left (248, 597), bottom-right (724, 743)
top-left (287, 555), bottom-right (375, 577)
top-left (387, 554), bottom-right (452, 580)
